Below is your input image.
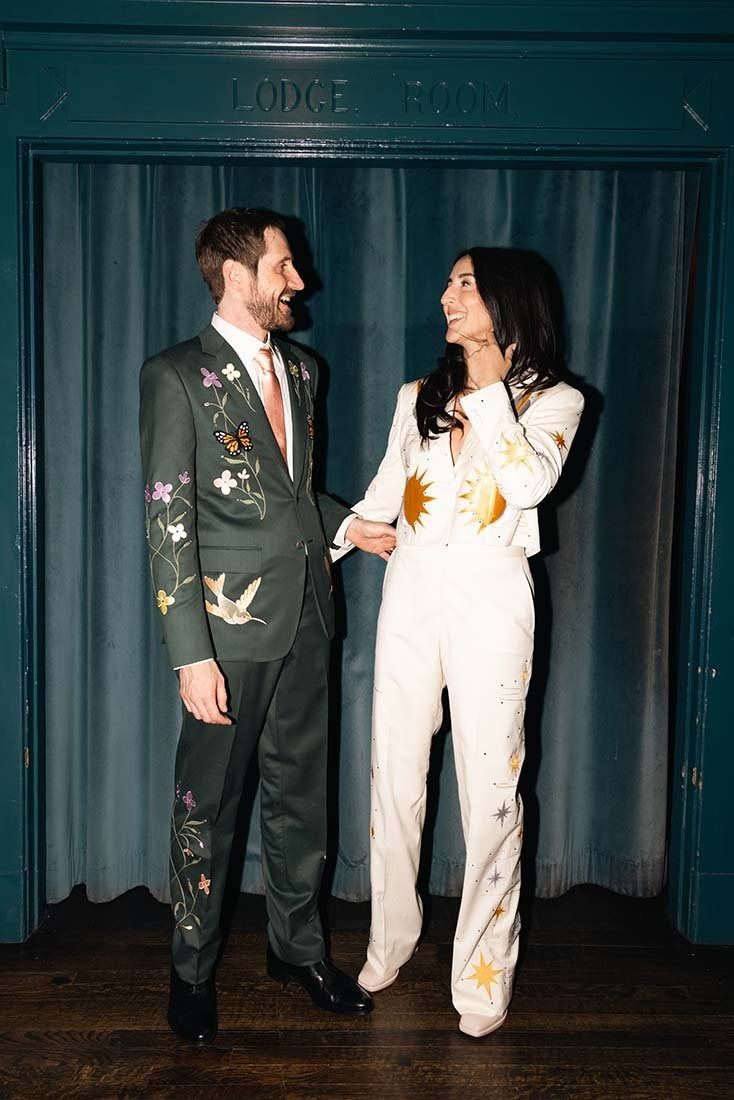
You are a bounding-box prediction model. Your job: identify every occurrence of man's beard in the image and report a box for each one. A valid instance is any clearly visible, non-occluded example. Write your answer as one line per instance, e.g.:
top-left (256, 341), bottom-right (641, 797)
top-left (246, 286), bottom-right (294, 333)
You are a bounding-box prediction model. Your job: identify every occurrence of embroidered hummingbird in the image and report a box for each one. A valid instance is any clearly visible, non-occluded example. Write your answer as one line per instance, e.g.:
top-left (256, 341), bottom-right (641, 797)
top-left (203, 574), bottom-right (267, 625)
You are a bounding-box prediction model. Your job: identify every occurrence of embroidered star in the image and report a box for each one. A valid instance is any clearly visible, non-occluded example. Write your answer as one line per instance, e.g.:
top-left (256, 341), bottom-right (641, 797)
top-left (510, 752), bottom-right (522, 777)
top-left (466, 952), bottom-right (503, 996)
top-left (551, 429), bottom-right (567, 451)
top-left (492, 903), bottom-right (506, 922)
top-left (488, 866), bottom-right (503, 887)
top-left (499, 433), bottom-right (533, 469)
top-left (493, 800), bottom-right (511, 825)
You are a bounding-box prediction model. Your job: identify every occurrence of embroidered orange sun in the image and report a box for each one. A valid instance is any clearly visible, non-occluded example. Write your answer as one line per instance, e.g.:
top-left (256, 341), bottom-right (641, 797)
top-left (403, 469), bottom-right (435, 530)
top-left (466, 952), bottom-right (503, 996)
top-left (459, 467), bottom-right (506, 530)
top-left (551, 429), bottom-right (567, 451)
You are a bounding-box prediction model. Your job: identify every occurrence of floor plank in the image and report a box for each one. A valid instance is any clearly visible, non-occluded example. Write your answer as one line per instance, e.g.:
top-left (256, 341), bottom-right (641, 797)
top-left (0, 886), bottom-right (732, 1100)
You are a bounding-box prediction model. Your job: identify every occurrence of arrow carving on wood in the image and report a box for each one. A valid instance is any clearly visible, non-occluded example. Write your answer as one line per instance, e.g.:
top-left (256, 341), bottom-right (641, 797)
top-left (40, 67), bottom-right (69, 123)
top-left (683, 76), bottom-right (712, 133)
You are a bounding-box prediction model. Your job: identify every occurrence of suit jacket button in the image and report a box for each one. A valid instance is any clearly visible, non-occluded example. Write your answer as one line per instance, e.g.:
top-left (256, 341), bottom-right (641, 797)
top-left (296, 539), bottom-right (305, 549)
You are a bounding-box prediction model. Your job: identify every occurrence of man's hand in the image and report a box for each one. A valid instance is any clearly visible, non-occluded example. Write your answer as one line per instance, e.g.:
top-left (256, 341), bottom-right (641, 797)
top-left (346, 517), bottom-right (397, 561)
top-left (179, 659), bottom-right (232, 725)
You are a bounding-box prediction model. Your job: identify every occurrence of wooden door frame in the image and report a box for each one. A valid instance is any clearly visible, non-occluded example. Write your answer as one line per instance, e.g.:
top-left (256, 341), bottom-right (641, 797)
top-left (2, 1), bottom-right (733, 942)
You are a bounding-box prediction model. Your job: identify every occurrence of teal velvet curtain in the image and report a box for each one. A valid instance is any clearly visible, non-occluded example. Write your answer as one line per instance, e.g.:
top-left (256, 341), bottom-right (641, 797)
top-left (42, 161), bottom-right (698, 904)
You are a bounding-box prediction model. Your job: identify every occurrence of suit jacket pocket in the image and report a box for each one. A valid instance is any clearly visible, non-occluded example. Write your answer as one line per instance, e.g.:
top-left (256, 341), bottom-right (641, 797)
top-left (199, 546), bottom-right (263, 573)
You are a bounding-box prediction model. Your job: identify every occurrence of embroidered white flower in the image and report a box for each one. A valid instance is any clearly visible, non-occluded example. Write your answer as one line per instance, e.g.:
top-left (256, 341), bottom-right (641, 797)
top-left (237, 469), bottom-right (251, 482)
top-left (167, 523), bottom-right (187, 543)
top-left (222, 362), bottom-right (241, 381)
top-left (214, 470), bottom-right (237, 495)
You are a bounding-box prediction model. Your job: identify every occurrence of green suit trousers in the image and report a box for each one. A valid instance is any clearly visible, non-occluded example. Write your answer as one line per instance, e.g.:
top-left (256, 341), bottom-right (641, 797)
top-left (169, 574), bottom-right (329, 983)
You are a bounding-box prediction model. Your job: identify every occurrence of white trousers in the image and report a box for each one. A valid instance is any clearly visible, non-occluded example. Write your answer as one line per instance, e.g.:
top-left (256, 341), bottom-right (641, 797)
top-left (366, 544), bottom-right (535, 1017)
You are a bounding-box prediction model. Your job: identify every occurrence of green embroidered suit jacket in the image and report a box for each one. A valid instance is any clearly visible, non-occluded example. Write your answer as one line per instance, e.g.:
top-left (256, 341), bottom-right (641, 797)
top-left (139, 324), bottom-right (352, 669)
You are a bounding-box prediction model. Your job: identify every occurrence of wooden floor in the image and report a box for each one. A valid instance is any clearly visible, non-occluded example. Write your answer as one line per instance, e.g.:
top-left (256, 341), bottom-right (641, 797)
top-left (0, 886), bottom-right (732, 1100)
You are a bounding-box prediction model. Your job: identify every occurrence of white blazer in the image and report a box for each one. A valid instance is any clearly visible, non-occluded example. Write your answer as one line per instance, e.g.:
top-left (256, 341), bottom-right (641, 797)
top-left (351, 377), bottom-right (584, 557)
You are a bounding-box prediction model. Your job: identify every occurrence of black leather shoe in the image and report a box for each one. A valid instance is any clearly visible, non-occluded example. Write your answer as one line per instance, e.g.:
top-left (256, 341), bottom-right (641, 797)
top-left (168, 967), bottom-right (218, 1045)
top-left (266, 945), bottom-right (373, 1015)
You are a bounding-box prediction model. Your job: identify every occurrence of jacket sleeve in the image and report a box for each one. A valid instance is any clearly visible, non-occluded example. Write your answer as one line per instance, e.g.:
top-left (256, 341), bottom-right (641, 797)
top-left (139, 356), bottom-right (215, 669)
top-left (461, 381), bottom-right (584, 510)
top-left (348, 382), bottom-right (414, 523)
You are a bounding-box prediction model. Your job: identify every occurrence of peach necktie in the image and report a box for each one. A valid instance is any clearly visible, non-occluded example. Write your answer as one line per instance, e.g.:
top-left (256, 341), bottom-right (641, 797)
top-left (254, 346), bottom-right (287, 464)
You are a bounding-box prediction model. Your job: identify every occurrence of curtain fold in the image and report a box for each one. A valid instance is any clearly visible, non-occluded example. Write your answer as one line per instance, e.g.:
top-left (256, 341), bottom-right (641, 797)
top-left (43, 162), bottom-right (698, 904)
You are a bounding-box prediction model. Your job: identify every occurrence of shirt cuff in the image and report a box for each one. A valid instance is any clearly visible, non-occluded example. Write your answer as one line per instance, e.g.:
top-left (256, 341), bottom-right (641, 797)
top-left (175, 658), bottom-right (216, 671)
top-left (460, 379), bottom-right (511, 416)
top-left (329, 513), bottom-right (358, 563)
top-left (333, 513), bottom-right (358, 548)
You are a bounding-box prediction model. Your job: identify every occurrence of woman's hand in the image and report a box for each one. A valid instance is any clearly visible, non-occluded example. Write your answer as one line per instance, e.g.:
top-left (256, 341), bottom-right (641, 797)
top-left (464, 335), bottom-right (517, 390)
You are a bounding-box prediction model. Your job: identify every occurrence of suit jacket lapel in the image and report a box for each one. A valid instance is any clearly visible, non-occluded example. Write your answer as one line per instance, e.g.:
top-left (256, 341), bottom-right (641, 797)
top-left (272, 335), bottom-right (307, 488)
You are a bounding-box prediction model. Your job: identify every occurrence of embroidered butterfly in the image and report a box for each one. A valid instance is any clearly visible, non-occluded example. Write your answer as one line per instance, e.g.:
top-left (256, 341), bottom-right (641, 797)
top-left (213, 421), bottom-right (253, 456)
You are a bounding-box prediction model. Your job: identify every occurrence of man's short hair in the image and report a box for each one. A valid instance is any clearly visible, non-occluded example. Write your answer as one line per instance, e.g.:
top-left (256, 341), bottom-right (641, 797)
top-left (195, 207), bottom-right (287, 304)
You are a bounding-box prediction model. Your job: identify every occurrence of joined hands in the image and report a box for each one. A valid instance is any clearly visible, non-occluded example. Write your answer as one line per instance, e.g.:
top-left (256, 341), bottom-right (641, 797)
top-left (346, 517), bottom-right (397, 562)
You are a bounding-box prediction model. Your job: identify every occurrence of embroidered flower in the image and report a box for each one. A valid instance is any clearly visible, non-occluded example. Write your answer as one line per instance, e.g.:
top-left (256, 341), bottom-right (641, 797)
top-left (144, 484), bottom-right (152, 504)
top-left (237, 469), bottom-right (251, 482)
top-left (222, 362), bottom-right (241, 381)
top-left (198, 874), bottom-right (211, 895)
top-left (300, 362), bottom-right (310, 383)
top-left (214, 470), bottom-right (237, 495)
top-left (306, 414), bottom-right (315, 439)
top-left (167, 523), bottom-right (187, 543)
top-left (179, 470), bottom-right (191, 485)
top-left (152, 481), bottom-right (173, 504)
top-left (156, 589), bottom-right (175, 615)
top-left (183, 847), bottom-right (193, 857)
top-left (200, 367), bottom-right (222, 388)
top-left (288, 359), bottom-right (299, 378)
top-left (183, 790), bottom-right (196, 811)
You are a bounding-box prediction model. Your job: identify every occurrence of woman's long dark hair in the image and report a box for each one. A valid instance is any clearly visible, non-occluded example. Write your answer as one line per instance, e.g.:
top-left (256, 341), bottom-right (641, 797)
top-left (416, 247), bottom-right (565, 441)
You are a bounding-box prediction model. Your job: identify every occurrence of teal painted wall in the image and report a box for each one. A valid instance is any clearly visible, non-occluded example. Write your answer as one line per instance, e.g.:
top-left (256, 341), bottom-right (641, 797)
top-left (1, 1), bottom-right (733, 941)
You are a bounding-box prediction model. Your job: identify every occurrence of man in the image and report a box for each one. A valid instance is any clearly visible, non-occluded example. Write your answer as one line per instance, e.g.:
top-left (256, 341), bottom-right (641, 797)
top-left (140, 207), bottom-right (395, 1045)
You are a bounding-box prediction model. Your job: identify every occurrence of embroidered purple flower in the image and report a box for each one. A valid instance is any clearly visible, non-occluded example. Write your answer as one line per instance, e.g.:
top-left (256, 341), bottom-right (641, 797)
top-left (300, 362), bottom-right (310, 383)
top-left (183, 790), bottom-right (196, 811)
top-left (152, 481), bottom-right (173, 504)
top-left (201, 367), bottom-right (222, 388)
top-left (179, 470), bottom-right (191, 485)
top-left (144, 484), bottom-right (152, 504)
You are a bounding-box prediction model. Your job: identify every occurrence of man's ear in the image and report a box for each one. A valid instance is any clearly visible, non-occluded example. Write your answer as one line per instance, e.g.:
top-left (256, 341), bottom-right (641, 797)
top-left (222, 258), bottom-right (248, 293)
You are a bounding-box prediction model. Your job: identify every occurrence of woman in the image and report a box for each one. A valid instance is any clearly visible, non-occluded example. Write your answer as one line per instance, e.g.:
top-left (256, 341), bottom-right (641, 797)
top-left (351, 247), bottom-right (584, 1037)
